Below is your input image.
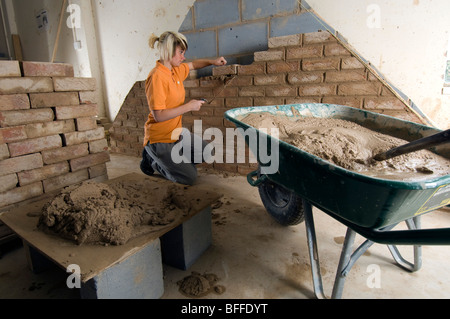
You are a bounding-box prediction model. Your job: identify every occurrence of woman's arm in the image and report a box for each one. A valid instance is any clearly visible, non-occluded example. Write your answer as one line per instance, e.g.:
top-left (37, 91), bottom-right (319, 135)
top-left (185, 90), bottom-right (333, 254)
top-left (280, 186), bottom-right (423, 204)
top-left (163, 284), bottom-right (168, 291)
top-left (152, 99), bottom-right (205, 122)
top-left (188, 57), bottom-right (227, 70)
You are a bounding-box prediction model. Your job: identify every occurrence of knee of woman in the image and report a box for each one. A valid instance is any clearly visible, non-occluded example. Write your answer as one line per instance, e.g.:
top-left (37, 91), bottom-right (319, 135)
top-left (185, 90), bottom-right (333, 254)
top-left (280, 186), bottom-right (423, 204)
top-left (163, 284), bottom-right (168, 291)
top-left (174, 170), bottom-right (197, 186)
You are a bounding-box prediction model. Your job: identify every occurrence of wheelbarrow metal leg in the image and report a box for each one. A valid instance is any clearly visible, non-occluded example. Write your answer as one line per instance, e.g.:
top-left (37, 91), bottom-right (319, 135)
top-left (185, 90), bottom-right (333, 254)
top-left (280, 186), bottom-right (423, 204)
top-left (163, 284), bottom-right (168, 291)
top-left (387, 217), bottom-right (422, 272)
top-left (303, 200), bottom-right (327, 299)
top-left (331, 228), bottom-right (357, 299)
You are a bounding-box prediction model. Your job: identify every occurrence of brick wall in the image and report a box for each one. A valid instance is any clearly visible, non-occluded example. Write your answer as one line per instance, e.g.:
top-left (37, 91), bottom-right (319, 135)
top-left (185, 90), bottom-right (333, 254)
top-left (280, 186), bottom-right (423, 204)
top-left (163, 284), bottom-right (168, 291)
top-left (0, 61), bottom-right (110, 210)
top-left (109, 31), bottom-right (423, 173)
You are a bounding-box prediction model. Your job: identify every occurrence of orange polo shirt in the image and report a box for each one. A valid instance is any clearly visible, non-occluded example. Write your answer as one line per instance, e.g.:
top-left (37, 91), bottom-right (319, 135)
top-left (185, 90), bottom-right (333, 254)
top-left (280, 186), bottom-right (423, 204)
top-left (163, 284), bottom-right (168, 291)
top-left (143, 61), bottom-right (190, 145)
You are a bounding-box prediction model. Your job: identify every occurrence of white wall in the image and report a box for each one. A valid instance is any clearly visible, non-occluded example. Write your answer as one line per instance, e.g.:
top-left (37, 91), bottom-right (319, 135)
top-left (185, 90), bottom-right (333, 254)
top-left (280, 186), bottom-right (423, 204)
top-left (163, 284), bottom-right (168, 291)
top-left (307, 0), bottom-right (450, 129)
top-left (91, 0), bottom-right (195, 121)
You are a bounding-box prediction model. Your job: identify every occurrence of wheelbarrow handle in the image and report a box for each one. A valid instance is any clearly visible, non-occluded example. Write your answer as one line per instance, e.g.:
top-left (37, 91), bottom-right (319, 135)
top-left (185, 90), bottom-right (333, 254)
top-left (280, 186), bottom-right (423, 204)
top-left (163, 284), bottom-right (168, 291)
top-left (247, 170), bottom-right (268, 187)
top-left (329, 210), bottom-right (450, 246)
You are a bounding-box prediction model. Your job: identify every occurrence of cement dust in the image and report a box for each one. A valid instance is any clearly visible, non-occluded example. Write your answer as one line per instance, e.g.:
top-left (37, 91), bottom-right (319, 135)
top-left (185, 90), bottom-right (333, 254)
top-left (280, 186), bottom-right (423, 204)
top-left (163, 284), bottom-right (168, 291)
top-left (177, 271), bottom-right (225, 298)
top-left (38, 178), bottom-right (196, 246)
top-left (241, 113), bottom-right (450, 181)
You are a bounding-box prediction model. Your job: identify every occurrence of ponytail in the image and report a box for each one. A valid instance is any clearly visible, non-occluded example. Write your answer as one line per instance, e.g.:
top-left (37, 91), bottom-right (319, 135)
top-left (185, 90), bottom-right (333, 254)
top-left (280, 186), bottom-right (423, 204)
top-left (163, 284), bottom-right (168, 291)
top-left (149, 31), bottom-right (188, 61)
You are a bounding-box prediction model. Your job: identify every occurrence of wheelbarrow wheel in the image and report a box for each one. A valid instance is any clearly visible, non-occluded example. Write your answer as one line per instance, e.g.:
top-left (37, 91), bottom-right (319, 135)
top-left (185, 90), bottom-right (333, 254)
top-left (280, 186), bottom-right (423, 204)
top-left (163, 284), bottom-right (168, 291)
top-left (258, 179), bottom-right (305, 226)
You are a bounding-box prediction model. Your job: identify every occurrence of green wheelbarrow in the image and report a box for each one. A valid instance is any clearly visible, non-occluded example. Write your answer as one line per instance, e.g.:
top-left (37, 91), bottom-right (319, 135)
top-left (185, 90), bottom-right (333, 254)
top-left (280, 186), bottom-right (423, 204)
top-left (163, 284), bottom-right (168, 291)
top-left (224, 103), bottom-right (450, 299)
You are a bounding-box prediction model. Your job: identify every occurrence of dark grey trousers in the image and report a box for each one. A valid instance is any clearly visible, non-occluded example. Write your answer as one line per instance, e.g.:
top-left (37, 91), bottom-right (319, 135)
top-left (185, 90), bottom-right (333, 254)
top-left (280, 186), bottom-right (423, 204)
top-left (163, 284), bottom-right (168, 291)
top-left (144, 131), bottom-right (208, 186)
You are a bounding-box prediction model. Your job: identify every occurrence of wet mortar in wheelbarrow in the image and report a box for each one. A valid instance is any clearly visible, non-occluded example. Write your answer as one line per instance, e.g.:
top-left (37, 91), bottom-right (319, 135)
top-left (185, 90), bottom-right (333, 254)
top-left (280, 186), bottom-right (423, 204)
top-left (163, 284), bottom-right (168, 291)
top-left (224, 103), bottom-right (450, 298)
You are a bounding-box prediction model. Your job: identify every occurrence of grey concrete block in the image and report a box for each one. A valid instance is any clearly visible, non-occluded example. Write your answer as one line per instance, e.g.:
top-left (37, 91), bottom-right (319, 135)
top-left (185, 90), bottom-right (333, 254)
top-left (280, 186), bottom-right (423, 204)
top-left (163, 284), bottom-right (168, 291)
top-left (219, 22), bottom-right (268, 56)
top-left (195, 0), bottom-right (240, 29)
top-left (161, 207), bottom-right (212, 271)
top-left (242, 0), bottom-right (299, 21)
top-left (185, 31), bottom-right (217, 60)
top-left (80, 239), bottom-right (164, 299)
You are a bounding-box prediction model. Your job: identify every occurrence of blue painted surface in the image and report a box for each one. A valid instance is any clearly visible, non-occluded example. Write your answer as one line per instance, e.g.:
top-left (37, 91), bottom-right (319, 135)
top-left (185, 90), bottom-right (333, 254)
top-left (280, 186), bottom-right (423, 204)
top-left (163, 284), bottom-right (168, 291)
top-left (242, 0), bottom-right (298, 21)
top-left (218, 22), bottom-right (268, 56)
top-left (185, 31), bottom-right (217, 60)
top-left (195, 0), bottom-right (240, 29)
top-left (179, 8), bottom-right (193, 32)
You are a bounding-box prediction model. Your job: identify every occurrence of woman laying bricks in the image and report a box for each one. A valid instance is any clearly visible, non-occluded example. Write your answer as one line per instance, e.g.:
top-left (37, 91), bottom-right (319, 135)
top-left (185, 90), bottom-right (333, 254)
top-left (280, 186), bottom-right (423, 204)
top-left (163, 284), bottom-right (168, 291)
top-left (140, 31), bottom-right (227, 185)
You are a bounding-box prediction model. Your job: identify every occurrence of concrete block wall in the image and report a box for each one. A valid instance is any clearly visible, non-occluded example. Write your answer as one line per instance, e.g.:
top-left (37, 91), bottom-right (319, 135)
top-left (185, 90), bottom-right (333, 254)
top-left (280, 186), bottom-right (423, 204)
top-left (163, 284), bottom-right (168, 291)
top-left (0, 61), bottom-right (110, 210)
top-left (180, 0), bottom-right (324, 77)
top-left (109, 31), bottom-right (422, 175)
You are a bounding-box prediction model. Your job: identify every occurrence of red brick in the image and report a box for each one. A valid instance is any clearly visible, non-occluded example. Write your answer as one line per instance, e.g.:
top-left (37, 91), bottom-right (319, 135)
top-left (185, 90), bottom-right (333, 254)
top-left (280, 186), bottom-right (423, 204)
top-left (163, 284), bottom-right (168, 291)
top-left (286, 97), bottom-right (321, 104)
top-left (78, 91), bottom-right (98, 104)
top-left (286, 45), bottom-right (323, 59)
top-left (89, 139), bottom-right (109, 153)
top-left (253, 97), bottom-right (284, 106)
top-left (0, 94), bottom-right (30, 111)
top-left (213, 87), bottom-right (238, 98)
top-left (254, 74), bottom-right (286, 86)
top-left (288, 72), bottom-right (323, 84)
top-left (231, 76), bottom-right (253, 86)
top-left (0, 173), bottom-right (18, 193)
top-left (268, 34), bottom-right (302, 48)
top-left (0, 61), bottom-right (21, 77)
top-left (239, 87), bottom-right (265, 97)
top-left (299, 84), bottom-right (337, 96)
top-left (325, 70), bottom-right (367, 82)
top-left (238, 63), bottom-right (266, 75)
top-left (364, 97), bottom-right (405, 110)
top-left (184, 79), bottom-right (199, 88)
top-left (63, 127), bottom-right (105, 146)
top-left (266, 86), bottom-right (297, 97)
top-left (0, 153), bottom-right (43, 176)
top-left (267, 61), bottom-right (299, 74)
top-left (0, 126), bottom-right (27, 144)
top-left (18, 162), bottom-right (69, 186)
top-left (302, 58), bottom-right (340, 71)
top-left (0, 77), bottom-right (53, 94)
top-left (254, 50), bottom-right (285, 62)
top-left (30, 92), bottom-right (80, 108)
top-left (69, 151), bottom-right (110, 172)
top-left (25, 120), bottom-right (75, 139)
top-left (0, 144), bottom-right (9, 160)
top-left (338, 82), bottom-right (381, 96)
top-left (0, 182), bottom-right (43, 208)
top-left (42, 169), bottom-right (89, 193)
top-left (76, 117), bottom-right (97, 131)
top-left (303, 31), bottom-right (336, 44)
top-left (212, 64), bottom-right (238, 76)
top-left (225, 97), bottom-right (253, 108)
top-left (342, 57), bottom-right (365, 69)
top-left (322, 96), bottom-right (363, 108)
top-left (41, 144), bottom-right (89, 165)
top-left (22, 61), bottom-right (74, 77)
top-left (0, 109), bottom-right (54, 127)
top-left (53, 77), bottom-right (96, 92)
top-left (55, 104), bottom-right (98, 120)
top-left (8, 135), bottom-right (62, 157)
top-left (324, 43), bottom-right (351, 56)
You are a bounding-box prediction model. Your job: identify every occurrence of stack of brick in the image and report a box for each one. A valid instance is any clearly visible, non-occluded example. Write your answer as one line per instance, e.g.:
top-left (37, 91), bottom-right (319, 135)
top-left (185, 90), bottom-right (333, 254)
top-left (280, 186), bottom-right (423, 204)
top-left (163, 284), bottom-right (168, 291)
top-left (0, 61), bottom-right (110, 210)
top-left (109, 31), bottom-right (424, 174)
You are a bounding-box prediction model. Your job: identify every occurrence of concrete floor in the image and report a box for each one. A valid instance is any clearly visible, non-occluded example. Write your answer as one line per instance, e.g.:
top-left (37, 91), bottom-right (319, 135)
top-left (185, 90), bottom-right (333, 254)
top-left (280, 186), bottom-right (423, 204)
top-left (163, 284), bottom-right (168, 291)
top-left (1, 153), bottom-right (450, 299)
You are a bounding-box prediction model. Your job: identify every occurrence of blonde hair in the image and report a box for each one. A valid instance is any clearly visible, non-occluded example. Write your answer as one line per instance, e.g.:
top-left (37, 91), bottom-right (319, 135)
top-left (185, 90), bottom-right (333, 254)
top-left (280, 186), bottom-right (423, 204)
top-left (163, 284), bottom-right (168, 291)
top-left (149, 31), bottom-right (188, 61)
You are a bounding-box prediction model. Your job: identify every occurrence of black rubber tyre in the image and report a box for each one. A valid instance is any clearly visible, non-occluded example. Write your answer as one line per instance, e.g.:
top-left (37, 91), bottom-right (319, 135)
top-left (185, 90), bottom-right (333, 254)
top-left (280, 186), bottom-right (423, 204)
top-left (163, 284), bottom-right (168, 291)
top-left (258, 178), bottom-right (305, 226)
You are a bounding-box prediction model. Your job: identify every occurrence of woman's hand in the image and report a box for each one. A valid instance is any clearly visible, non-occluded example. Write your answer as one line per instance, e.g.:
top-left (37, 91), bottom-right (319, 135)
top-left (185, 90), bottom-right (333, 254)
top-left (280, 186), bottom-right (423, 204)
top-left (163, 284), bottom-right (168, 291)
top-left (187, 99), bottom-right (206, 112)
top-left (213, 57), bottom-right (227, 66)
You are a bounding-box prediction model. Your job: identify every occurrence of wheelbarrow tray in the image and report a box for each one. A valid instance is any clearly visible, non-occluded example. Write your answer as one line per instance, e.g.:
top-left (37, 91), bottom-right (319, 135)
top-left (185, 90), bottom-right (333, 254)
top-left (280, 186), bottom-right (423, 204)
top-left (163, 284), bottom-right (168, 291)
top-left (225, 103), bottom-right (450, 230)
